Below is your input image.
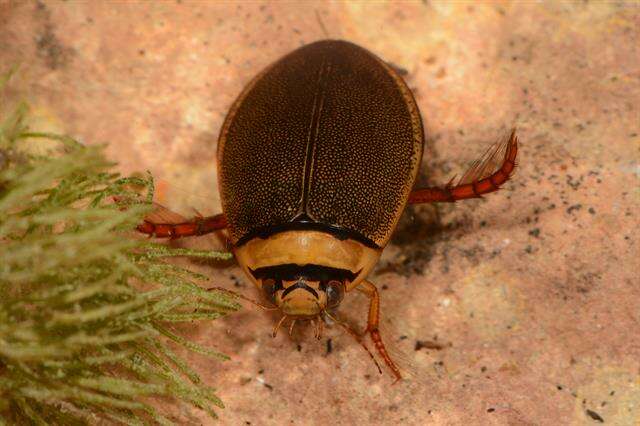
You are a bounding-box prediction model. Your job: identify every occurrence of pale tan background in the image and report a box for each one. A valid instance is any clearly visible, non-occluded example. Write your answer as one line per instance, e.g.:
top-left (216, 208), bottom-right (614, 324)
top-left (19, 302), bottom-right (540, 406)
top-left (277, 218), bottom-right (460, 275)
top-left (1, 1), bottom-right (639, 425)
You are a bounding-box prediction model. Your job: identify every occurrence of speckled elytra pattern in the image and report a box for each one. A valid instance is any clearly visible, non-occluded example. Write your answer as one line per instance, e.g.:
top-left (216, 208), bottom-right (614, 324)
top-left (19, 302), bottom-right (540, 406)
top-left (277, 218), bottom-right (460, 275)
top-left (218, 40), bottom-right (423, 247)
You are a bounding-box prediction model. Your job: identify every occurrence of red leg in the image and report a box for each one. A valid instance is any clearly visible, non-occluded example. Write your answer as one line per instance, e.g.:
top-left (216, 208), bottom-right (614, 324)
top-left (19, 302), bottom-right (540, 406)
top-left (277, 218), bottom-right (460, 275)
top-left (137, 212), bottom-right (227, 238)
top-left (114, 197), bottom-right (229, 239)
top-left (356, 280), bottom-right (402, 382)
top-left (409, 129), bottom-right (518, 204)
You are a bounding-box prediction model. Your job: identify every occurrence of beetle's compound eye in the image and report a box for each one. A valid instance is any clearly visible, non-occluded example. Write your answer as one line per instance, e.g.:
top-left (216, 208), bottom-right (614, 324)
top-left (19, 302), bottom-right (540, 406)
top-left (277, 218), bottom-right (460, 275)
top-left (262, 278), bottom-right (280, 304)
top-left (325, 280), bottom-right (344, 308)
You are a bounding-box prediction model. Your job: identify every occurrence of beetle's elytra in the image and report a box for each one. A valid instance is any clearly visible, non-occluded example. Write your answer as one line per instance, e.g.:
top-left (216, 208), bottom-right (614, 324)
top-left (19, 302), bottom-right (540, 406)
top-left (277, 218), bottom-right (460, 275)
top-left (138, 40), bottom-right (519, 381)
top-left (219, 40), bottom-right (423, 248)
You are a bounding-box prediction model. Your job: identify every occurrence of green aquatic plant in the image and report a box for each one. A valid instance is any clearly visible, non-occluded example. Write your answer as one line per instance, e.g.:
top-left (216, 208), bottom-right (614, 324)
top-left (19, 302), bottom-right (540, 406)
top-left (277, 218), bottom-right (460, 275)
top-left (0, 71), bottom-right (237, 424)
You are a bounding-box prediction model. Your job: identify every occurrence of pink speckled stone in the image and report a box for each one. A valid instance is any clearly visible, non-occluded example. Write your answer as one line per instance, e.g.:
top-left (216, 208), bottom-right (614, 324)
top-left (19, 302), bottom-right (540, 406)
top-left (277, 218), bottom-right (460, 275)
top-left (1, 2), bottom-right (638, 424)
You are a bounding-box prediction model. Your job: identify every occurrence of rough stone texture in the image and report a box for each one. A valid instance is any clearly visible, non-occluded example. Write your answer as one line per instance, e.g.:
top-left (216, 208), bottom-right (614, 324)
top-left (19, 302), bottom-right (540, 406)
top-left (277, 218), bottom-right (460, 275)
top-left (1, 1), bottom-right (638, 425)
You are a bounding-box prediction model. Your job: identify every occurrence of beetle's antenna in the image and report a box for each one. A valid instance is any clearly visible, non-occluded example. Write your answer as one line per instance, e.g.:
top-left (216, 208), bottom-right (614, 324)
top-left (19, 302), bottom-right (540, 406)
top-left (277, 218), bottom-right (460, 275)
top-left (272, 314), bottom-right (288, 338)
top-left (207, 286), bottom-right (279, 311)
top-left (324, 311), bottom-right (382, 375)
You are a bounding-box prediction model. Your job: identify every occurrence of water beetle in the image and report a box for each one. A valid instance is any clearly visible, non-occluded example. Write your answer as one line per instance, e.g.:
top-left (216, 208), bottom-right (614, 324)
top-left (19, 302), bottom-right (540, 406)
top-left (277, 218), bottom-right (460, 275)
top-left (138, 40), bottom-right (518, 380)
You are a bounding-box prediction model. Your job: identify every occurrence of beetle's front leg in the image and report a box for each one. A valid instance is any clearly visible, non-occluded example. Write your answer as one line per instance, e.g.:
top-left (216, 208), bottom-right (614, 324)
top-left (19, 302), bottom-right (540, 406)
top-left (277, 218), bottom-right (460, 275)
top-left (356, 280), bottom-right (402, 381)
top-left (137, 212), bottom-right (228, 239)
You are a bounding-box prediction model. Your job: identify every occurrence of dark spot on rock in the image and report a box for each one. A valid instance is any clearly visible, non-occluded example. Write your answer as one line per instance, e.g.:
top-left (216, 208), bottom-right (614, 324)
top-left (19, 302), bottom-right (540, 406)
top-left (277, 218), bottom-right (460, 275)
top-left (326, 338), bottom-right (332, 355)
top-left (296, 344), bottom-right (302, 352)
top-left (487, 408), bottom-right (495, 413)
top-left (35, 17), bottom-right (73, 69)
top-left (415, 340), bottom-right (445, 351)
top-left (566, 174), bottom-right (583, 190)
top-left (588, 207), bottom-right (596, 215)
top-left (230, 274), bottom-right (244, 288)
top-left (567, 204), bottom-right (582, 214)
top-left (525, 245), bottom-right (534, 254)
top-left (528, 228), bottom-right (540, 238)
top-left (585, 409), bottom-right (604, 422)
top-left (481, 366), bottom-right (487, 372)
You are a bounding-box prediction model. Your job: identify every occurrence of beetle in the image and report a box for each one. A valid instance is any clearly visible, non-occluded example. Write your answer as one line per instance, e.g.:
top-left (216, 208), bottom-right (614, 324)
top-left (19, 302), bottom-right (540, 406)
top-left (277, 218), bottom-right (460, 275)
top-left (137, 40), bottom-right (518, 381)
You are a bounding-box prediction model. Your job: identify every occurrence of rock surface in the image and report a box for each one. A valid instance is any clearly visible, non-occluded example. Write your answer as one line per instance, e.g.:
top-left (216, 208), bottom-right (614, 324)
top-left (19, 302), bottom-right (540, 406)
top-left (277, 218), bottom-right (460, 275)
top-left (1, 2), bottom-right (638, 425)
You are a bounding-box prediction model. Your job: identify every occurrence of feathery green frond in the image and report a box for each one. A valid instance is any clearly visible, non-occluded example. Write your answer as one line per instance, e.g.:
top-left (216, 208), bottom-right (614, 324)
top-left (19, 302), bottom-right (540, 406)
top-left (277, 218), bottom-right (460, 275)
top-left (0, 74), bottom-right (237, 424)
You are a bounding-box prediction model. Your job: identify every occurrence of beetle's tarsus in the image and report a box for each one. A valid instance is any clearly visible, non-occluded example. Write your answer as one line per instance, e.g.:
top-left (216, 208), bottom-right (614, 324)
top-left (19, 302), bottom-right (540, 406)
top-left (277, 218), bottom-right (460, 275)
top-left (356, 280), bottom-right (403, 381)
top-left (408, 129), bottom-right (518, 204)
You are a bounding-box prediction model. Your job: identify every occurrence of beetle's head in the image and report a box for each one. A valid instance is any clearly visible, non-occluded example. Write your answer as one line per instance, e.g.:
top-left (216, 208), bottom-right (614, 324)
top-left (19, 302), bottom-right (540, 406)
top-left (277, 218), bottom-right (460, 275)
top-left (262, 277), bottom-right (345, 317)
top-left (249, 264), bottom-right (357, 318)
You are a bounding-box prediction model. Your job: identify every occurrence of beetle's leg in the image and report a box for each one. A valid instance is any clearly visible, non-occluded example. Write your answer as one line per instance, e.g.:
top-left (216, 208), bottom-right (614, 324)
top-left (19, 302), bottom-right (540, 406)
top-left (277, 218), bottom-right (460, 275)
top-left (272, 314), bottom-right (288, 338)
top-left (356, 280), bottom-right (402, 382)
top-left (288, 319), bottom-right (297, 336)
top-left (324, 310), bottom-right (382, 375)
top-left (115, 197), bottom-right (229, 239)
top-left (408, 129), bottom-right (518, 204)
top-left (311, 316), bottom-right (323, 340)
top-left (137, 212), bottom-right (228, 239)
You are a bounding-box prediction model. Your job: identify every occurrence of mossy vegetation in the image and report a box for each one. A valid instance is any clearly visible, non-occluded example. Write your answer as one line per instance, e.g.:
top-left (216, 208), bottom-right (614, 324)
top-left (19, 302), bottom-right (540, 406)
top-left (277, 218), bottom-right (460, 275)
top-left (0, 70), bottom-right (237, 424)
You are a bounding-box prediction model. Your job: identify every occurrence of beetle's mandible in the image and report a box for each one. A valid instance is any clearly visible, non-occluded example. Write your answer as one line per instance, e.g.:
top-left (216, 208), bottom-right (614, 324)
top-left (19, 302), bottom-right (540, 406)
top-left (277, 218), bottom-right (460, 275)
top-left (137, 40), bottom-right (519, 381)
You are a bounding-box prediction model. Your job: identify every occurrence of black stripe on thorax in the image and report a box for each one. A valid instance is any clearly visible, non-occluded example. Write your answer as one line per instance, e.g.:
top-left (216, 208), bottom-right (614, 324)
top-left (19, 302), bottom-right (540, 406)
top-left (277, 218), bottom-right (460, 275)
top-left (234, 219), bottom-right (380, 249)
top-left (249, 263), bottom-right (360, 283)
